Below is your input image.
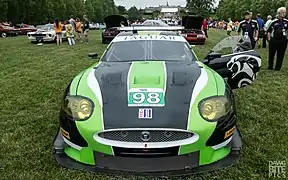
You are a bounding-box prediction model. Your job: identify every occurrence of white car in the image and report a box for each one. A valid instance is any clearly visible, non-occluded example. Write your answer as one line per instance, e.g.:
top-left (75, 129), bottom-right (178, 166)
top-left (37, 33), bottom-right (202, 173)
top-left (27, 24), bottom-right (67, 43)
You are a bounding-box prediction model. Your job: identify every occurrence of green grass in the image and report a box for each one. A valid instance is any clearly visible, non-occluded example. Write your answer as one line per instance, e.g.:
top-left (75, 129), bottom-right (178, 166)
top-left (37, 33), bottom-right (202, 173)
top-left (0, 29), bottom-right (287, 180)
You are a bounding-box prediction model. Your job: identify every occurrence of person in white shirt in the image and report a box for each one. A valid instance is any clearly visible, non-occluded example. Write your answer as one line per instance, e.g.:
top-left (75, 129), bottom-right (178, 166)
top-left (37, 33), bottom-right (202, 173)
top-left (69, 15), bottom-right (76, 40)
top-left (263, 15), bottom-right (272, 48)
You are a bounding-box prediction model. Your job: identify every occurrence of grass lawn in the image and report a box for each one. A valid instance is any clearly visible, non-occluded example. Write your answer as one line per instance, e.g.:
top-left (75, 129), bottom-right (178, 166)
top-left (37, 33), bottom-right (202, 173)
top-left (0, 29), bottom-right (287, 180)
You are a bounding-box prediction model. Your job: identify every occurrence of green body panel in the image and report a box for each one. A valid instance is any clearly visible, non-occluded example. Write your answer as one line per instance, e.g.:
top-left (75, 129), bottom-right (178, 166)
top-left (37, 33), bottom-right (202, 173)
top-left (128, 61), bottom-right (166, 89)
top-left (64, 63), bottom-right (113, 165)
top-left (199, 146), bottom-right (230, 165)
top-left (179, 63), bottom-right (229, 164)
top-left (69, 70), bottom-right (85, 95)
top-left (65, 147), bottom-right (94, 165)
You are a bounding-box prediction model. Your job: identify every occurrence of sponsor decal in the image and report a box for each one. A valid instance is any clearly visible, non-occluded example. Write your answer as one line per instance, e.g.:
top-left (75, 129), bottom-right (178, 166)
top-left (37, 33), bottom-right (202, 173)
top-left (128, 88), bottom-right (165, 107)
top-left (124, 35), bottom-right (176, 41)
top-left (224, 126), bottom-right (236, 139)
top-left (60, 127), bottom-right (70, 139)
top-left (138, 108), bottom-right (152, 119)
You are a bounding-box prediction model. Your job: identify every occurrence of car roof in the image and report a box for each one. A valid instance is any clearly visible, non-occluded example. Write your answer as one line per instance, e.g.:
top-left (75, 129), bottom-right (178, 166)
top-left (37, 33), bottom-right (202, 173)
top-left (113, 31), bottom-right (185, 43)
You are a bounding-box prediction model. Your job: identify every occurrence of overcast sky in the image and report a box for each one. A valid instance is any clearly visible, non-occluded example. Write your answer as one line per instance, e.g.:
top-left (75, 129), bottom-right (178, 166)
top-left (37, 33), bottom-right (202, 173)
top-left (114, 0), bottom-right (219, 8)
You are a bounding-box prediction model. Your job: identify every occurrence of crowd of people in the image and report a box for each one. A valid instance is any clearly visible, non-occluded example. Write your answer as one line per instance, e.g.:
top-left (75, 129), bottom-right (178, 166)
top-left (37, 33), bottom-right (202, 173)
top-left (53, 15), bottom-right (90, 46)
top-left (202, 7), bottom-right (287, 71)
top-left (52, 8), bottom-right (287, 71)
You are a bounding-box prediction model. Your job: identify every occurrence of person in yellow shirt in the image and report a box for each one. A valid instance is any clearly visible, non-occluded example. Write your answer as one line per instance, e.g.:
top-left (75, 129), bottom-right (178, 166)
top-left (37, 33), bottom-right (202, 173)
top-left (75, 18), bottom-right (83, 42)
top-left (65, 21), bottom-right (75, 46)
top-left (54, 19), bottom-right (63, 45)
top-left (227, 18), bottom-right (233, 36)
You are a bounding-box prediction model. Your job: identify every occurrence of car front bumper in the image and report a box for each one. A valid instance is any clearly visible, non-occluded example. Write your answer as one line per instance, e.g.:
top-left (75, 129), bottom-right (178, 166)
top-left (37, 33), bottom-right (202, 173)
top-left (28, 36), bottom-right (55, 42)
top-left (53, 127), bottom-right (242, 176)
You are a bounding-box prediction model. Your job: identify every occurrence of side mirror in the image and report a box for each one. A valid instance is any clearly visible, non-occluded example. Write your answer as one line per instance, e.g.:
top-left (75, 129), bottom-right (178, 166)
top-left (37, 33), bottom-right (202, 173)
top-left (88, 53), bottom-right (99, 59)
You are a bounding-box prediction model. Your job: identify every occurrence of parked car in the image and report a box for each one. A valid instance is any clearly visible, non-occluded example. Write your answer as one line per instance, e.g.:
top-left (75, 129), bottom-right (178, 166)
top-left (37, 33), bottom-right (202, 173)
top-left (36, 25), bottom-right (44, 30)
top-left (27, 24), bottom-right (67, 43)
top-left (13, 24), bottom-right (37, 35)
top-left (181, 15), bottom-right (206, 45)
top-left (102, 15), bottom-right (128, 44)
top-left (0, 25), bottom-right (18, 38)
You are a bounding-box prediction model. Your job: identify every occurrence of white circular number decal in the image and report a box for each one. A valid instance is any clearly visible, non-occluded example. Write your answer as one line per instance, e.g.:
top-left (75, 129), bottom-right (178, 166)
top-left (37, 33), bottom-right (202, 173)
top-left (132, 93), bottom-right (145, 103)
top-left (132, 92), bottom-right (160, 104)
top-left (147, 93), bottom-right (160, 103)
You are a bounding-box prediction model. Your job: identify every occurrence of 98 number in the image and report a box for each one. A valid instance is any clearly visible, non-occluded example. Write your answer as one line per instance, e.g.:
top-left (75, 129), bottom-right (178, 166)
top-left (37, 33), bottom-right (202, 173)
top-left (132, 92), bottom-right (160, 104)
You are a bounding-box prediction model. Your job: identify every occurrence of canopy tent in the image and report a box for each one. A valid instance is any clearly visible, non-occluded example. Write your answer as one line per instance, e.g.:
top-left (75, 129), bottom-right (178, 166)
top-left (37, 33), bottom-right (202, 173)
top-left (161, 8), bottom-right (178, 13)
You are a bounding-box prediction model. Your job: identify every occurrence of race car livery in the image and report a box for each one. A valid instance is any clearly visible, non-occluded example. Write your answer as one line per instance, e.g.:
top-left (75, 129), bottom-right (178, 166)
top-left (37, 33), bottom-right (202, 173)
top-left (53, 32), bottom-right (261, 175)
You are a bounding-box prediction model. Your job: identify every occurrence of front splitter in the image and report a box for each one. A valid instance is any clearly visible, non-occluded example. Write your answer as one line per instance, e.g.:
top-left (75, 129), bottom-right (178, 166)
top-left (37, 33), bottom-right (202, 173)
top-left (53, 127), bottom-right (242, 177)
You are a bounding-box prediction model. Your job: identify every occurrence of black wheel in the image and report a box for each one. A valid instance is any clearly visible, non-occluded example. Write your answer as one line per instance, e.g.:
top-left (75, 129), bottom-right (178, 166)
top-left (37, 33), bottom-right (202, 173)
top-left (1, 32), bottom-right (7, 38)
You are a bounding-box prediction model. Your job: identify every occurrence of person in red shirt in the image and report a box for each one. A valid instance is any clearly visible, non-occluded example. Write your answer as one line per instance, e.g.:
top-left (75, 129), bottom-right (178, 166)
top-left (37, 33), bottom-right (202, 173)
top-left (202, 18), bottom-right (209, 38)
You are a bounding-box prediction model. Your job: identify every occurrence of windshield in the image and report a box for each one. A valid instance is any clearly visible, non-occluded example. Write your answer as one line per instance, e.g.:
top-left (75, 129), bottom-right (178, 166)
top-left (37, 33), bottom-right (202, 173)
top-left (41, 24), bottom-right (54, 31)
top-left (102, 40), bottom-right (194, 62)
top-left (212, 36), bottom-right (252, 54)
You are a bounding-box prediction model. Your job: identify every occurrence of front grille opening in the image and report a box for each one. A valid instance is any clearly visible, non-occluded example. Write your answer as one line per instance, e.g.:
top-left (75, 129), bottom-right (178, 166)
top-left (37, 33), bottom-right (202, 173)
top-left (98, 130), bottom-right (193, 143)
top-left (113, 146), bottom-right (179, 158)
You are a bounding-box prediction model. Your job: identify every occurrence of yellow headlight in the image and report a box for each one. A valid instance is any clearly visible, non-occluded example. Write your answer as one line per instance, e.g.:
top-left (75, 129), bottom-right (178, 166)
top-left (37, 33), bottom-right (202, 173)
top-left (199, 96), bottom-right (232, 121)
top-left (63, 96), bottom-right (94, 120)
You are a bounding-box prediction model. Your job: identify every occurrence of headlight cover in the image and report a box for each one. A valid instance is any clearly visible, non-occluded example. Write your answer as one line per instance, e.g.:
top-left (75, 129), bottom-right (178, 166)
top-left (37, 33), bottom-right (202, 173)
top-left (62, 96), bottom-right (94, 121)
top-left (198, 96), bottom-right (232, 122)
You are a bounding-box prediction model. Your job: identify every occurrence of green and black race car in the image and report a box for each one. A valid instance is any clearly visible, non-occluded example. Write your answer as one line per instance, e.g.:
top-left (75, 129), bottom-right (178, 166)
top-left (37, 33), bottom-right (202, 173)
top-left (53, 31), bottom-right (261, 175)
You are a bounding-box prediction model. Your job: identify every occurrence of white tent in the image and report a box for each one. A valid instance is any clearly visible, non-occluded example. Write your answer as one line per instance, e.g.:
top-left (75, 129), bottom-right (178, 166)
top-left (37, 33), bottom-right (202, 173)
top-left (161, 8), bottom-right (178, 13)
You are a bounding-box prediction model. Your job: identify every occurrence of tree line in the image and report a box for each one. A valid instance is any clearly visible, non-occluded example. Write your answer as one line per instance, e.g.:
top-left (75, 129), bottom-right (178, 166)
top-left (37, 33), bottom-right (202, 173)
top-left (216, 0), bottom-right (288, 21)
top-left (0, 0), bottom-right (118, 25)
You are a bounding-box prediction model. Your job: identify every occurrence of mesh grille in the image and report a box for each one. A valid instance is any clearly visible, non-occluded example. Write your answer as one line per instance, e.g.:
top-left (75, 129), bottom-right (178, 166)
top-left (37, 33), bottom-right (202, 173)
top-left (98, 130), bottom-right (193, 142)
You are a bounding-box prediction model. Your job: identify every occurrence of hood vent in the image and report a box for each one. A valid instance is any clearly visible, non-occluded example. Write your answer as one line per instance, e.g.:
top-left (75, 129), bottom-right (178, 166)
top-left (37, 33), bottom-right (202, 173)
top-left (172, 72), bottom-right (193, 85)
top-left (102, 73), bottom-right (123, 85)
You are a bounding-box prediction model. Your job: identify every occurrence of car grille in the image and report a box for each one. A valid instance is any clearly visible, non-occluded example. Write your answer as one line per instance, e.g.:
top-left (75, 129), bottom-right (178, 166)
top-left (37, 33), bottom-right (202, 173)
top-left (97, 130), bottom-right (194, 143)
top-left (31, 34), bottom-right (46, 37)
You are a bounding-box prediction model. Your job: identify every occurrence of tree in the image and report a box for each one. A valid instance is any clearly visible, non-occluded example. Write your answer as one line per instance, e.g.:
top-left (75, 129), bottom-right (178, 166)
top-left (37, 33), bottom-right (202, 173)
top-left (117, 5), bottom-right (126, 14)
top-left (186, 0), bottom-right (215, 17)
top-left (0, 0), bottom-right (118, 24)
top-left (0, 0), bottom-right (9, 21)
top-left (216, 0), bottom-right (288, 21)
top-left (127, 6), bottom-right (142, 21)
top-left (179, 9), bottom-right (187, 17)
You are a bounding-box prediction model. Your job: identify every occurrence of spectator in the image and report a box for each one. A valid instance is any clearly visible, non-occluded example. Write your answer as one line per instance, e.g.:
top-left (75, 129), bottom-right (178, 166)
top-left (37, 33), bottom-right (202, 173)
top-left (256, 14), bottom-right (265, 48)
top-left (65, 21), bottom-right (75, 46)
top-left (237, 11), bottom-right (259, 49)
top-left (53, 18), bottom-right (63, 46)
top-left (263, 15), bottom-right (273, 48)
top-left (202, 18), bottom-right (209, 38)
top-left (267, 7), bottom-right (288, 71)
top-left (227, 18), bottom-right (233, 36)
top-left (75, 18), bottom-right (83, 42)
top-left (83, 15), bottom-right (89, 44)
top-left (69, 15), bottom-right (76, 40)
